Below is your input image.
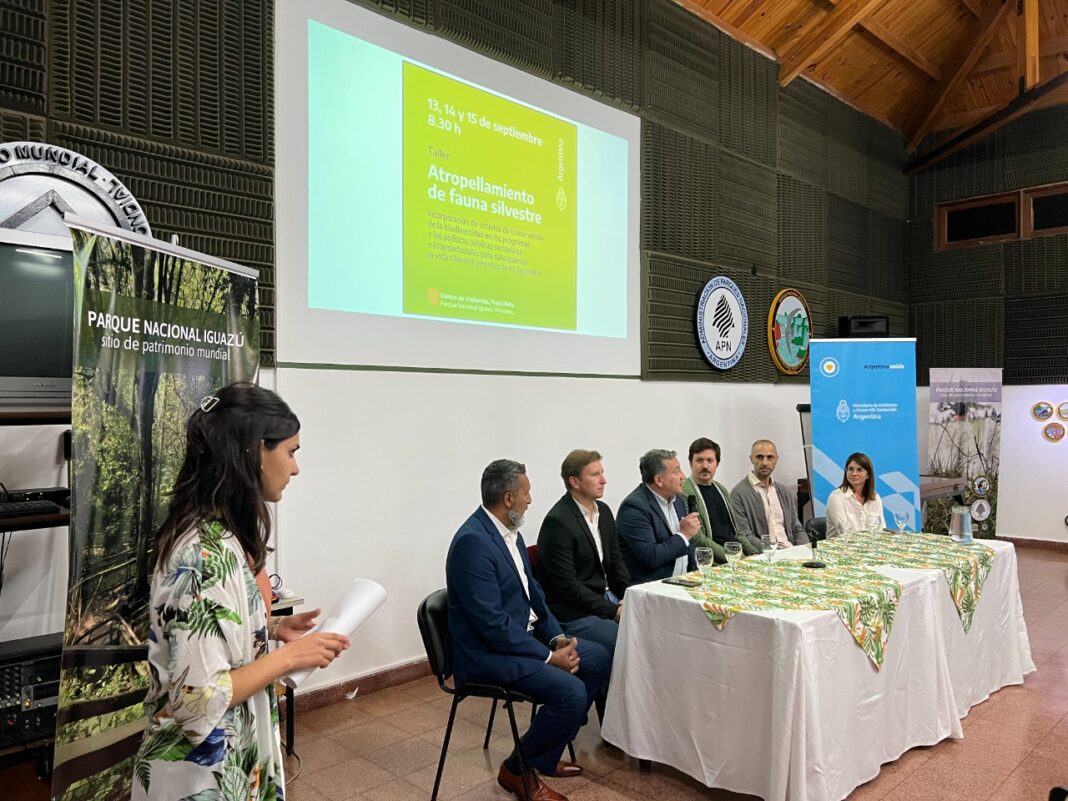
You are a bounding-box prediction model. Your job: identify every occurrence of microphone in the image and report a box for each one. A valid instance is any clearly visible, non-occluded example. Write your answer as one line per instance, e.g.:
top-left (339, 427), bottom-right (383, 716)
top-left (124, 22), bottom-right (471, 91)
top-left (803, 525), bottom-right (826, 569)
top-left (687, 495), bottom-right (698, 515)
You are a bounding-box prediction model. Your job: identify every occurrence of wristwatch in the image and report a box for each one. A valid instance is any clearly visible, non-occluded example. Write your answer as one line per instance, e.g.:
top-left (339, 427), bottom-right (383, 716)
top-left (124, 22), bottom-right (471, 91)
top-left (549, 634), bottom-right (570, 651)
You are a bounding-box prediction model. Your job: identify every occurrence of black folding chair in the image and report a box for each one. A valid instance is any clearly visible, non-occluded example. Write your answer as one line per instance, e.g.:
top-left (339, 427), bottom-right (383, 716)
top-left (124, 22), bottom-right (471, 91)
top-left (417, 589), bottom-right (534, 801)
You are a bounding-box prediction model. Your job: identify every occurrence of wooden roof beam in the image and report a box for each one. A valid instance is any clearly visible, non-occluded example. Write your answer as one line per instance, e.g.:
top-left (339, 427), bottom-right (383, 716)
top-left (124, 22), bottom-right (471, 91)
top-left (906, 70), bottom-right (1068, 173)
top-left (1020, 0), bottom-right (1040, 90)
top-left (859, 18), bottom-right (942, 80)
top-left (974, 36), bottom-right (1068, 74)
top-left (906, 0), bottom-right (1014, 152)
top-left (779, 0), bottom-right (888, 86)
top-left (961, 0), bottom-right (981, 17)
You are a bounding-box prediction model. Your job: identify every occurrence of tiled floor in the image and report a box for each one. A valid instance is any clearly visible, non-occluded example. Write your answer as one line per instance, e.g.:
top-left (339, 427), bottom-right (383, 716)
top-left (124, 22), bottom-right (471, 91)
top-left (285, 547), bottom-right (1068, 801)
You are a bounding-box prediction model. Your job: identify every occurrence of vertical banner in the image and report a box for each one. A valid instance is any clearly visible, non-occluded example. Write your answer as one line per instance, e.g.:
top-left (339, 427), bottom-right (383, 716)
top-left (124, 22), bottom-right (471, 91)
top-left (928, 368), bottom-right (1002, 537)
top-left (810, 339), bottom-right (920, 530)
top-left (52, 219), bottom-right (259, 801)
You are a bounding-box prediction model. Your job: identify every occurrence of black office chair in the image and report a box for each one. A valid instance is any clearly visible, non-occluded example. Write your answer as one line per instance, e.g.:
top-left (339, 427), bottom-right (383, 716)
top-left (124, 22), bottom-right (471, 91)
top-left (805, 516), bottom-right (828, 542)
top-left (417, 589), bottom-right (534, 801)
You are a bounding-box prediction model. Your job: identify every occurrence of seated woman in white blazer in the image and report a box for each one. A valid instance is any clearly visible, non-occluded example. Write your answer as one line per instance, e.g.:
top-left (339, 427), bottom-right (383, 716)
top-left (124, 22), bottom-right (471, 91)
top-left (825, 452), bottom-right (884, 538)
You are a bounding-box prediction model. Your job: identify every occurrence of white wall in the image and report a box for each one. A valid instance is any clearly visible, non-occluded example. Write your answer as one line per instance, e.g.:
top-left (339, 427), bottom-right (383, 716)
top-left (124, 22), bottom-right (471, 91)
top-left (997, 384), bottom-right (1068, 542)
top-left (8, 373), bottom-right (1062, 683)
top-left (273, 368), bottom-right (810, 692)
top-left (0, 424), bottom-right (69, 641)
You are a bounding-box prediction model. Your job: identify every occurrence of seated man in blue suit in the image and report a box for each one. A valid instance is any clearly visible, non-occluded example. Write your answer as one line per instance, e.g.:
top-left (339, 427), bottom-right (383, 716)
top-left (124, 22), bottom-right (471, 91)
top-left (616, 449), bottom-right (700, 583)
top-left (446, 459), bottom-right (610, 801)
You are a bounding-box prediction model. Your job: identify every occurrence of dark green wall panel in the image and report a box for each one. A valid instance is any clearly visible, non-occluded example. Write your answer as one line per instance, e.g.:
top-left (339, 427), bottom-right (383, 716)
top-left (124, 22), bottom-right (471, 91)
top-left (910, 244), bottom-right (1003, 302)
top-left (0, 107), bottom-right (44, 141)
top-left (717, 150), bottom-right (776, 271)
top-left (1004, 294), bottom-right (1068, 385)
top-left (433, 0), bottom-right (555, 77)
top-left (778, 78), bottom-right (828, 188)
top-left (866, 209), bottom-right (906, 303)
top-left (828, 195), bottom-right (867, 293)
top-left (0, 1), bottom-right (45, 114)
top-left (642, 0), bottom-right (719, 144)
top-left (642, 120), bottom-right (717, 263)
top-left (777, 174), bottom-right (827, 286)
top-left (556, 0), bottom-right (642, 109)
top-left (1005, 236), bottom-right (1068, 297)
top-left (718, 33), bottom-right (777, 168)
top-left (827, 103), bottom-right (868, 206)
top-left (910, 298), bottom-right (1003, 383)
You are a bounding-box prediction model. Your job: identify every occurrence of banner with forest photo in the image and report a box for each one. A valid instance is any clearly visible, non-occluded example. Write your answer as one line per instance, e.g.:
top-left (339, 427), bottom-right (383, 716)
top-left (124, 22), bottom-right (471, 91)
top-left (51, 220), bottom-right (259, 801)
top-left (927, 368), bottom-right (1002, 537)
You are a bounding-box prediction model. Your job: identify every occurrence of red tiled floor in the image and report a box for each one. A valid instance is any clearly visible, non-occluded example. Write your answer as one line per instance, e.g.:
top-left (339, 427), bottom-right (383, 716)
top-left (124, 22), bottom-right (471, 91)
top-left (286, 546), bottom-right (1068, 800)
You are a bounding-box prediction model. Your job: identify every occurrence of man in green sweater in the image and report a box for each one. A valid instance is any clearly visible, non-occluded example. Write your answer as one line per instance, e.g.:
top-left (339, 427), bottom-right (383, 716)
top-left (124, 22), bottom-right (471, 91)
top-left (680, 437), bottom-right (763, 564)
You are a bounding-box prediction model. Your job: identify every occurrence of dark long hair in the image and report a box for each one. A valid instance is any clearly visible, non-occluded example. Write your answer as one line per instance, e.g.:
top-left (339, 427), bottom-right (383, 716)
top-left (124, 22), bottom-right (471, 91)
top-left (153, 382), bottom-right (300, 573)
top-left (838, 451), bottom-right (876, 503)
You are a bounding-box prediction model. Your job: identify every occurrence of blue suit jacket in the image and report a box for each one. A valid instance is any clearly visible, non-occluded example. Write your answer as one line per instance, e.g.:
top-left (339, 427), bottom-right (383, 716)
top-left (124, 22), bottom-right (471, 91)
top-left (446, 508), bottom-right (564, 685)
top-left (616, 484), bottom-right (696, 583)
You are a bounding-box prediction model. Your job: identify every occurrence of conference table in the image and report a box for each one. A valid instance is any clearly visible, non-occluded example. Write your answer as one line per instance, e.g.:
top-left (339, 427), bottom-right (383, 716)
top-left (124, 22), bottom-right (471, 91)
top-left (600, 536), bottom-right (1034, 801)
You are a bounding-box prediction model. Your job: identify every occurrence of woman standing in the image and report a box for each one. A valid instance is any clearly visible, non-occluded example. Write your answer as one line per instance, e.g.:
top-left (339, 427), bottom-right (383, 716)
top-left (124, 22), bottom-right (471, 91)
top-left (132, 383), bottom-right (349, 800)
top-left (825, 452), bottom-right (884, 538)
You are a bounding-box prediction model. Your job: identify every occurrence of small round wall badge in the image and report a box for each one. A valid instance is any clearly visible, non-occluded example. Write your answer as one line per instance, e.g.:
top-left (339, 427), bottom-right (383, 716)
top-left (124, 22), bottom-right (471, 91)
top-left (768, 288), bottom-right (811, 375)
top-left (1032, 401), bottom-right (1054, 421)
top-left (1042, 422), bottom-right (1065, 443)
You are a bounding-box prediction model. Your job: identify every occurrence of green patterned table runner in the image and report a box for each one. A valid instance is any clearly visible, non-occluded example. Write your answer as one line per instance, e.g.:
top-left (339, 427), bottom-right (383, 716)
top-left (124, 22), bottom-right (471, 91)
top-left (819, 532), bottom-right (994, 632)
top-left (682, 560), bottom-right (902, 669)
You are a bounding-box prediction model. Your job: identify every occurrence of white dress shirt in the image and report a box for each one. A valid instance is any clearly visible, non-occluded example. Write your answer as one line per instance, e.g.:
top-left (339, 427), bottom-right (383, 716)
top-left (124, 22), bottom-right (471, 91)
top-left (481, 506), bottom-right (538, 630)
top-left (572, 496), bottom-right (605, 565)
top-left (749, 472), bottom-right (791, 547)
top-left (653, 492), bottom-right (690, 576)
top-left (825, 489), bottom-right (884, 538)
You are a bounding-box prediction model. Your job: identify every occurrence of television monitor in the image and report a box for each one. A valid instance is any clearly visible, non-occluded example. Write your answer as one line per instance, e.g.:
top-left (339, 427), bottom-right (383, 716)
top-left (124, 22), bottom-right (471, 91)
top-left (0, 229), bottom-right (74, 410)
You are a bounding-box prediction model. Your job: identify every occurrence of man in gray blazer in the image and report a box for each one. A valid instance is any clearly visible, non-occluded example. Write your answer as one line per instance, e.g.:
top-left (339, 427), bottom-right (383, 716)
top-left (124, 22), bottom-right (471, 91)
top-left (730, 440), bottom-right (806, 549)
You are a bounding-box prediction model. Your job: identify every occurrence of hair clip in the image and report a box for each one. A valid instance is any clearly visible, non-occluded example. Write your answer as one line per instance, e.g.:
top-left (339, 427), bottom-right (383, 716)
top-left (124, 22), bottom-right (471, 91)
top-left (199, 395), bottom-right (220, 413)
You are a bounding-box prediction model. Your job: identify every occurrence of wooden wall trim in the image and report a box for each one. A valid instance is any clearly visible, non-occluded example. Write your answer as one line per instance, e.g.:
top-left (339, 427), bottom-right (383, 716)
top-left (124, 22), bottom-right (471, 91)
top-left (996, 535), bottom-right (1068, 553)
top-left (292, 658), bottom-right (433, 714)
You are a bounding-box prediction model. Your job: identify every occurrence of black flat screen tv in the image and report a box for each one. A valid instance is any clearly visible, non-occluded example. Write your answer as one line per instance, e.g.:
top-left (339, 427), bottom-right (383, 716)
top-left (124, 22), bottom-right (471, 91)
top-left (0, 229), bottom-right (74, 410)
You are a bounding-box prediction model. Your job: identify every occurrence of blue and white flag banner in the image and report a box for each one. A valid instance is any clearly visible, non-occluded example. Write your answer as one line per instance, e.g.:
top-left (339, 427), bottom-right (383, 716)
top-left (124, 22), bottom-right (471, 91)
top-left (810, 339), bottom-right (920, 530)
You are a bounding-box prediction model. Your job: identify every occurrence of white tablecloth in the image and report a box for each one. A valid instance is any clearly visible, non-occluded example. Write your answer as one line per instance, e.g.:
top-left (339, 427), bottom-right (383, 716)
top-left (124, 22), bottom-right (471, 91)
top-left (600, 538), bottom-right (1034, 801)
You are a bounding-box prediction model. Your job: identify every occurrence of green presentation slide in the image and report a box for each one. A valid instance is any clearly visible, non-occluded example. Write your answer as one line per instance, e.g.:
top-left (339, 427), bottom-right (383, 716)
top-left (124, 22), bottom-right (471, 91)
top-left (402, 63), bottom-right (578, 330)
top-left (306, 18), bottom-right (629, 340)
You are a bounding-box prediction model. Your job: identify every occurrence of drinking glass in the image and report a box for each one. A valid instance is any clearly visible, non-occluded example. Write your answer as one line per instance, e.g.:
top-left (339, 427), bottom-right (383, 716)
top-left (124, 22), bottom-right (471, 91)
top-left (695, 547), bottom-right (714, 582)
top-left (761, 534), bottom-right (774, 564)
top-left (724, 542), bottom-right (743, 580)
top-left (893, 510), bottom-right (908, 533)
top-left (866, 511), bottom-right (884, 534)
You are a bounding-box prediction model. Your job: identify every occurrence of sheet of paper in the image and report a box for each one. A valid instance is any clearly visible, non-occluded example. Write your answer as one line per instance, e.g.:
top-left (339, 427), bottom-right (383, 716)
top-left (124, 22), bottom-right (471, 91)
top-left (281, 578), bottom-right (387, 689)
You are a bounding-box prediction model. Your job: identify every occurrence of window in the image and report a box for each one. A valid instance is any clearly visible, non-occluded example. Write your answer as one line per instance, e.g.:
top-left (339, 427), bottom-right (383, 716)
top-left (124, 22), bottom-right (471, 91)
top-left (936, 193), bottom-right (1019, 250)
top-left (936, 181), bottom-right (1068, 249)
top-left (1024, 185), bottom-right (1068, 237)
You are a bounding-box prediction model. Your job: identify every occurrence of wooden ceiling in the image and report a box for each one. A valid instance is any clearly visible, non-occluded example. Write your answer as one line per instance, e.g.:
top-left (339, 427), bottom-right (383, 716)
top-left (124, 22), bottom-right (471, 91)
top-left (676, 0), bottom-right (1068, 159)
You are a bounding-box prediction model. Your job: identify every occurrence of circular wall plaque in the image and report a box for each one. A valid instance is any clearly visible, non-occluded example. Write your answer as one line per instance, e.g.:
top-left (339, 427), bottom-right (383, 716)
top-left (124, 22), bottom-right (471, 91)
top-left (1042, 421), bottom-right (1065, 443)
top-left (696, 276), bottom-right (748, 371)
top-left (1031, 401), bottom-right (1054, 421)
top-left (767, 288), bottom-right (811, 375)
top-left (0, 141), bottom-right (150, 236)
